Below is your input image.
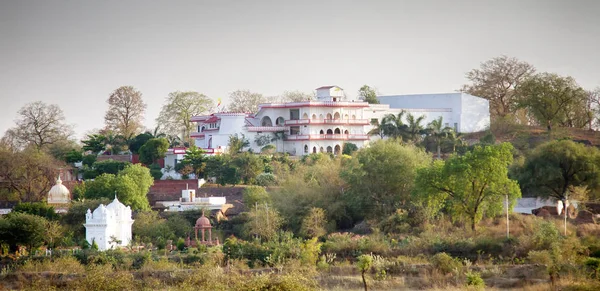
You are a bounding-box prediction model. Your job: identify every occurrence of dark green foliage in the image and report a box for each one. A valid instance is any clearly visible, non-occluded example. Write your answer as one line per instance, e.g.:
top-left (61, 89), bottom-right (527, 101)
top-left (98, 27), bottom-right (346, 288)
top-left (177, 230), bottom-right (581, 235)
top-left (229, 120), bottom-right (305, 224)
top-left (177, 238), bottom-right (186, 251)
top-left (82, 154), bottom-right (97, 167)
top-left (342, 143), bottom-right (358, 155)
top-left (139, 138), bottom-right (169, 165)
top-left (149, 163), bottom-right (163, 180)
top-left (228, 133), bottom-right (250, 154)
top-left (255, 173), bottom-right (276, 186)
top-left (12, 202), bottom-right (59, 221)
top-left (65, 149), bottom-right (83, 164)
top-left (93, 159), bottom-right (129, 175)
top-left (0, 212), bottom-right (47, 251)
top-left (181, 146), bottom-right (206, 177)
top-left (81, 134), bottom-right (106, 153)
top-left (479, 130), bottom-right (496, 145)
top-left (358, 85), bottom-right (379, 104)
top-left (128, 132), bottom-right (153, 154)
top-left (242, 186), bottom-right (271, 207)
top-left (516, 139), bottom-right (600, 200)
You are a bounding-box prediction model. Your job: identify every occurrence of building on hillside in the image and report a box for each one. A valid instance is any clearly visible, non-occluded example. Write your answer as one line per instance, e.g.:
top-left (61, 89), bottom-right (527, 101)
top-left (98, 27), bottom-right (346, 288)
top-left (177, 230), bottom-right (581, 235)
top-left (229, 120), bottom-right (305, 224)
top-left (376, 93), bottom-right (489, 133)
top-left (192, 86), bottom-right (371, 155)
top-left (189, 86), bottom-right (490, 156)
top-left (84, 196), bottom-right (134, 251)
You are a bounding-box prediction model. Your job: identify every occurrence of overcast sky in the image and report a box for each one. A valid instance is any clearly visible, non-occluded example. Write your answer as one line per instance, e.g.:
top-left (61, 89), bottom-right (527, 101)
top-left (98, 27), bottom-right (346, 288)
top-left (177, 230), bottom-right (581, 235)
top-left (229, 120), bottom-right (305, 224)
top-left (1, 0), bottom-right (599, 139)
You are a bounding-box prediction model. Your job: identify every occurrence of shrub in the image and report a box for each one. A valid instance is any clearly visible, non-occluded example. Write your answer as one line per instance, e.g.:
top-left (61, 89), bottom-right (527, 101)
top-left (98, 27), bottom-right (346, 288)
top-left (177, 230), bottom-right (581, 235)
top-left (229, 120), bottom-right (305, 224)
top-left (531, 220), bottom-right (561, 250)
top-left (82, 154), bottom-right (97, 167)
top-left (93, 159), bottom-right (129, 175)
top-left (12, 202), bottom-right (59, 221)
top-left (255, 173), bottom-right (277, 186)
top-left (149, 163), bottom-right (163, 180)
top-left (242, 186), bottom-right (271, 206)
top-left (177, 238), bottom-right (186, 251)
top-left (466, 271), bottom-right (485, 288)
top-left (430, 252), bottom-right (462, 275)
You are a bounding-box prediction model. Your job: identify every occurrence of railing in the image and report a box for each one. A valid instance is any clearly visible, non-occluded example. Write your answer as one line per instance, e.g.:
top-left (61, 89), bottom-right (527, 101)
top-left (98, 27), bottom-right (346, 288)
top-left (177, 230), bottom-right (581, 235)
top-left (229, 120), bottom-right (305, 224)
top-left (284, 119), bottom-right (369, 125)
top-left (190, 132), bottom-right (205, 138)
top-left (285, 134), bottom-right (369, 141)
top-left (246, 126), bottom-right (288, 132)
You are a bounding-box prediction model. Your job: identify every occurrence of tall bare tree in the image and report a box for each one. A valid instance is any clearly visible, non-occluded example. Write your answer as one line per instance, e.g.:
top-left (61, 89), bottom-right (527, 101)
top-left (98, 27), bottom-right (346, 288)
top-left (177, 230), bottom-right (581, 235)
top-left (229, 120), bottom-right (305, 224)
top-left (4, 101), bottom-right (73, 150)
top-left (228, 90), bottom-right (266, 113)
top-left (156, 91), bottom-right (214, 141)
top-left (104, 86), bottom-right (146, 139)
top-left (461, 55), bottom-right (535, 120)
top-left (277, 90), bottom-right (313, 102)
top-left (0, 147), bottom-right (60, 202)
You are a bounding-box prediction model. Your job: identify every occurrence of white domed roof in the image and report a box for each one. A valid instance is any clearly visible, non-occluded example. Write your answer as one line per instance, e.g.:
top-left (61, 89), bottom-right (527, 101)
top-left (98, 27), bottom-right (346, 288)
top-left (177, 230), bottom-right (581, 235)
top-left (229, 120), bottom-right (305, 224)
top-left (48, 176), bottom-right (70, 203)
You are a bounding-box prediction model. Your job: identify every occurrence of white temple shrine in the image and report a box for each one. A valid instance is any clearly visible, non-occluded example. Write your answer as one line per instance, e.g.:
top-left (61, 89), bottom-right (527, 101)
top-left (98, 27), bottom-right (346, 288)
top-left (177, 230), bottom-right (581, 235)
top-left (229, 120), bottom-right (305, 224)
top-left (84, 195), bottom-right (134, 251)
top-left (48, 175), bottom-right (71, 204)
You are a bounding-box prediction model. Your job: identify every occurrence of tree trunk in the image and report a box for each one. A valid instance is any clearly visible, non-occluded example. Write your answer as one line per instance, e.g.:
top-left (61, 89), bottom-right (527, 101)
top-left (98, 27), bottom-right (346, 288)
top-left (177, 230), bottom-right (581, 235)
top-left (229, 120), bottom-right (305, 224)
top-left (471, 217), bottom-right (477, 233)
top-left (437, 144), bottom-right (441, 159)
top-left (361, 270), bottom-right (368, 291)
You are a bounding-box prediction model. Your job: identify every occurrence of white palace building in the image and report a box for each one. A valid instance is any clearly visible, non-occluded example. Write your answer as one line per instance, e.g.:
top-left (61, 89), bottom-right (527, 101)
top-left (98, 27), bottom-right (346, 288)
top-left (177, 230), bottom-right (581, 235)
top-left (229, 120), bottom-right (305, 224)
top-left (190, 86), bottom-right (489, 156)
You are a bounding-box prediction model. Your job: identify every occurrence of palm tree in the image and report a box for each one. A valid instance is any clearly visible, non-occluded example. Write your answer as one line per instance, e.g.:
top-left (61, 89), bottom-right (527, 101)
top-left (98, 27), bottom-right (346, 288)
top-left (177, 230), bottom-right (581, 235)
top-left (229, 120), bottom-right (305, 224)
top-left (271, 131), bottom-right (287, 153)
top-left (146, 126), bottom-right (167, 139)
top-left (426, 117), bottom-right (453, 159)
top-left (380, 111), bottom-right (408, 140)
top-left (102, 131), bottom-right (126, 155)
top-left (405, 113), bottom-right (426, 143)
top-left (445, 130), bottom-right (464, 153)
top-left (368, 118), bottom-right (384, 139)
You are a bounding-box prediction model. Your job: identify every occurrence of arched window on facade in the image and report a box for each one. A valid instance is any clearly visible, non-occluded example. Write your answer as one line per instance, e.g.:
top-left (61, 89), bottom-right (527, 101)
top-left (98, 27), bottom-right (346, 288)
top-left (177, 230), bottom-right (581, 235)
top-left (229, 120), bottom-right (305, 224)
top-left (352, 115), bottom-right (356, 119)
top-left (276, 117), bottom-right (285, 126)
top-left (334, 145), bottom-right (341, 155)
top-left (326, 129), bottom-right (333, 134)
top-left (312, 147), bottom-right (317, 153)
top-left (326, 146), bottom-right (333, 153)
top-left (334, 128), bottom-right (341, 134)
top-left (208, 137), bottom-right (213, 148)
top-left (261, 116), bottom-right (273, 126)
top-left (334, 112), bottom-right (340, 120)
top-left (344, 130), bottom-right (349, 134)
top-left (326, 113), bottom-right (332, 120)
top-left (319, 129), bottom-right (324, 134)
top-left (302, 113), bottom-right (309, 119)
top-left (319, 114), bottom-right (324, 120)
top-left (344, 114), bottom-right (349, 120)
top-left (304, 145), bottom-right (309, 153)
top-left (312, 114), bottom-right (317, 120)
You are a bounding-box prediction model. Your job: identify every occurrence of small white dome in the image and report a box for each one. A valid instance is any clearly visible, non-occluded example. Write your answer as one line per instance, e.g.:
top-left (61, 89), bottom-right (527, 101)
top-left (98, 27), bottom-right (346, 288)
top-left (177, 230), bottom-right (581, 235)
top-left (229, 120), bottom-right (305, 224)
top-left (48, 176), bottom-right (70, 203)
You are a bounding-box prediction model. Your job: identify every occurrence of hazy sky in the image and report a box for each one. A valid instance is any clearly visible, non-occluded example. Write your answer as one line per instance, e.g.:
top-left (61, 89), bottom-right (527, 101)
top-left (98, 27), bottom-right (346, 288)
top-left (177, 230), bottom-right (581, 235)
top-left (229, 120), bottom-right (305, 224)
top-left (1, 0), bottom-right (599, 139)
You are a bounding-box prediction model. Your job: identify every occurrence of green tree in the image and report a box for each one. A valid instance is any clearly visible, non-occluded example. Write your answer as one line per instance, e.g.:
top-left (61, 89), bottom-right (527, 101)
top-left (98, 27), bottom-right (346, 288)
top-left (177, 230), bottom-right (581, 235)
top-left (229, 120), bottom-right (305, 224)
top-left (138, 138), bottom-right (169, 165)
top-left (342, 143), bottom-right (358, 155)
top-left (342, 140), bottom-right (431, 220)
top-left (104, 86), bottom-right (146, 139)
top-left (181, 145), bottom-right (206, 177)
top-left (228, 134), bottom-right (250, 154)
top-left (12, 202), bottom-right (59, 221)
top-left (405, 113), bottom-right (426, 143)
top-left (82, 134), bottom-right (106, 153)
top-left (128, 132), bottom-right (153, 154)
top-left (64, 149), bottom-right (83, 164)
top-left (461, 55), bottom-right (535, 119)
top-left (93, 159), bottom-right (130, 175)
top-left (516, 140), bottom-right (600, 201)
top-left (83, 164), bottom-right (152, 210)
top-left (357, 254), bottom-right (374, 291)
top-left (133, 211), bottom-right (175, 245)
top-left (380, 111), bottom-right (408, 139)
top-left (233, 152), bottom-right (263, 184)
top-left (0, 212), bottom-right (47, 251)
top-left (425, 116), bottom-right (453, 159)
top-left (413, 143), bottom-right (521, 231)
top-left (243, 186), bottom-right (272, 207)
top-left (156, 91), bottom-right (214, 142)
top-left (245, 204), bottom-right (283, 241)
top-left (300, 207), bottom-right (327, 239)
top-left (517, 73), bottom-right (590, 131)
top-left (358, 85), bottom-right (379, 104)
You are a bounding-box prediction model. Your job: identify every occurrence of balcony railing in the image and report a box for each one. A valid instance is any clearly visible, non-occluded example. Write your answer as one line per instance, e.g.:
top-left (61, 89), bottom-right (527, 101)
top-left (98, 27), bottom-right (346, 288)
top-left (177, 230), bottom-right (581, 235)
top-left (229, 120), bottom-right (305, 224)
top-left (285, 134), bottom-right (369, 141)
top-left (246, 126), bottom-right (288, 132)
top-left (284, 119), bottom-right (369, 126)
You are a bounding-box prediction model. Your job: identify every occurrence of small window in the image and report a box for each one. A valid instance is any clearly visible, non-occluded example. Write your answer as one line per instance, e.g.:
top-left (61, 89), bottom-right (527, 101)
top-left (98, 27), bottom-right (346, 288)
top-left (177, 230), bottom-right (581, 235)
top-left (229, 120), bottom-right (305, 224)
top-left (290, 126), bottom-right (300, 135)
top-left (304, 145), bottom-right (309, 153)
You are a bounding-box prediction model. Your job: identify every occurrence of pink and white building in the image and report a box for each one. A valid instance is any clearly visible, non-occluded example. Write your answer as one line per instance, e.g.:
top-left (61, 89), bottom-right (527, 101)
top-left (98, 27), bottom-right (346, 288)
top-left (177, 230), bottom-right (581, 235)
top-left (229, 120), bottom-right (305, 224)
top-left (190, 86), bottom-right (490, 156)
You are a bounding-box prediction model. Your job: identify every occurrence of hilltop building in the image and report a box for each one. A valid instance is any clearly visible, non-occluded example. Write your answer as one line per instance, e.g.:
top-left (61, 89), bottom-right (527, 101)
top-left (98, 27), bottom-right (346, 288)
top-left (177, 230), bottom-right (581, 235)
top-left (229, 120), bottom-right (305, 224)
top-left (84, 196), bottom-right (134, 251)
top-left (190, 86), bottom-right (490, 156)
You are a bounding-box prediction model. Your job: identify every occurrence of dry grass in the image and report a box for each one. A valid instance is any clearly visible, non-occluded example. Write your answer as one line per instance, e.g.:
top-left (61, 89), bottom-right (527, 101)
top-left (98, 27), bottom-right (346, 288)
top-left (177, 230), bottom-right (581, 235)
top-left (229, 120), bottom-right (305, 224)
top-left (17, 256), bottom-right (85, 274)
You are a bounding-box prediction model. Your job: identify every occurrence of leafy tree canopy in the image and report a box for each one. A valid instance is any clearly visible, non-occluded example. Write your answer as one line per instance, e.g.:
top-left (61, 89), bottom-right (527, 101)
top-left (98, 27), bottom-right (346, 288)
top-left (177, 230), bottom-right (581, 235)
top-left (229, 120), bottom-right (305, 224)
top-left (358, 85), bottom-right (379, 104)
top-left (139, 138), bottom-right (169, 165)
top-left (413, 143), bottom-right (521, 231)
top-left (83, 164), bottom-right (152, 210)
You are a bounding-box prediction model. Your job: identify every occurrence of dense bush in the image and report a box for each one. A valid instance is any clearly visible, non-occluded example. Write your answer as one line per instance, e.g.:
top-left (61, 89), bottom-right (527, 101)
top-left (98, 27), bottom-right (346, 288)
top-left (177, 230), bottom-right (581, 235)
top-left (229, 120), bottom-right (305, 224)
top-left (93, 159), bottom-right (130, 175)
top-left (430, 252), bottom-right (462, 275)
top-left (12, 202), bottom-right (59, 221)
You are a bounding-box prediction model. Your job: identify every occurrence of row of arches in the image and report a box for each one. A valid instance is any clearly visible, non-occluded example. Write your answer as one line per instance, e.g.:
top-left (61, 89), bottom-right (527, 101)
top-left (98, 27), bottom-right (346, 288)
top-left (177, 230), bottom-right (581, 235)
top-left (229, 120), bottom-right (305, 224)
top-left (304, 144), bottom-right (341, 155)
top-left (261, 113), bottom-right (358, 126)
top-left (319, 128), bottom-right (349, 134)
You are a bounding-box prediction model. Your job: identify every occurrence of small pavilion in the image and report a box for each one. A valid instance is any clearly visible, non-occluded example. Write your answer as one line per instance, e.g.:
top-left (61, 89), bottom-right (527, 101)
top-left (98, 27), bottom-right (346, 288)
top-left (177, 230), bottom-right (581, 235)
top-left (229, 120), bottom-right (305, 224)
top-left (186, 212), bottom-right (219, 246)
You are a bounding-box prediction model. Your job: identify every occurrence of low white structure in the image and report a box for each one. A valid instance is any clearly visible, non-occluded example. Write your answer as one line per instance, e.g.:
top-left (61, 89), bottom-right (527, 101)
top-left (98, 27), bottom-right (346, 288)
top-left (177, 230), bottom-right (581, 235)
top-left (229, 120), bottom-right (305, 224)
top-left (189, 86), bottom-right (490, 156)
top-left (157, 180), bottom-right (228, 212)
top-left (84, 196), bottom-right (134, 251)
